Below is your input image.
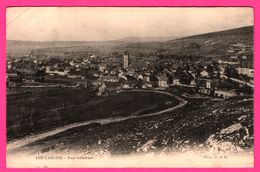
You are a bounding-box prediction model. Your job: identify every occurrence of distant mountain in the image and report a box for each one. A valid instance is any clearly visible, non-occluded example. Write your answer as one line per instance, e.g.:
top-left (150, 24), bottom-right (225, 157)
top-left (6, 26), bottom-right (253, 58)
top-left (118, 36), bottom-right (178, 42)
top-left (159, 26), bottom-right (253, 56)
top-left (6, 40), bottom-right (126, 57)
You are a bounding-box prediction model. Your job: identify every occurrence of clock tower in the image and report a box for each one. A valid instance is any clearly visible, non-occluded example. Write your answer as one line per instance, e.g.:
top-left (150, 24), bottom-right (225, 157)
top-left (123, 49), bottom-right (129, 69)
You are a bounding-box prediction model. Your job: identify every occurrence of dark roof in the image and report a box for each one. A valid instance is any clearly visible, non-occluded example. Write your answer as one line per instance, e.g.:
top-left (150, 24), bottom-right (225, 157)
top-left (124, 49), bottom-right (129, 55)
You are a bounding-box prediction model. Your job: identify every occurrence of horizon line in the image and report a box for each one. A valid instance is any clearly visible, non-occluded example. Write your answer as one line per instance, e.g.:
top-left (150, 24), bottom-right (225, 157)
top-left (6, 25), bottom-right (253, 42)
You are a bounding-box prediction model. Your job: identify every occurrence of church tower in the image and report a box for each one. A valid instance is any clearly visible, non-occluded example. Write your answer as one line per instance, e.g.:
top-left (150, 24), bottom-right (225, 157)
top-left (123, 49), bottom-right (129, 69)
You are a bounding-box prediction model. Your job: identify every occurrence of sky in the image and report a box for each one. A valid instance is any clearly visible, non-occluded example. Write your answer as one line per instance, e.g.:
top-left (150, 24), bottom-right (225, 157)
top-left (6, 7), bottom-right (253, 41)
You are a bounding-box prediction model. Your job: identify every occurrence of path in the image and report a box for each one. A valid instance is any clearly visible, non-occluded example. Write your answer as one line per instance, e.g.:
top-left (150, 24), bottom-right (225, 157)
top-left (7, 90), bottom-right (187, 152)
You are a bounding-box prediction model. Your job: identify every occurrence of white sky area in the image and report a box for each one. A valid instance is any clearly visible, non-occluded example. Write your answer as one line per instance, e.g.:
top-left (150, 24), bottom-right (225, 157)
top-left (7, 7), bottom-right (253, 41)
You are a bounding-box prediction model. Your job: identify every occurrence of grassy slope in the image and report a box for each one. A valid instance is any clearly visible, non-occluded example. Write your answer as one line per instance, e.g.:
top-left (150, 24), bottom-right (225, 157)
top-left (23, 96), bottom-right (253, 156)
top-left (161, 26), bottom-right (253, 56)
top-left (7, 89), bottom-right (179, 141)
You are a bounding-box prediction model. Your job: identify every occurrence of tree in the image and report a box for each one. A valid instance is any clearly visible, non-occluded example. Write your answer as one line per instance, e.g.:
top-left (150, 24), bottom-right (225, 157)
top-left (179, 73), bottom-right (193, 85)
top-left (206, 65), bottom-right (214, 78)
top-left (212, 60), bottom-right (221, 72)
top-left (150, 73), bottom-right (158, 83)
top-left (224, 65), bottom-right (239, 78)
top-left (190, 42), bottom-right (201, 49)
top-left (175, 66), bottom-right (184, 77)
top-left (167, 74), bottom-right (173, 85)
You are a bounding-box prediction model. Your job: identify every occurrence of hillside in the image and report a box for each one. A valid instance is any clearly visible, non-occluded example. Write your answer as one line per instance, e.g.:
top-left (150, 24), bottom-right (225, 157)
top-left (6, 26), bottom-right (253, 58)
top-left (6, 40), bottom-right (127, 57)
top-left (118, 36), bottom-right (178, 42)
top-left (7, 89), bottom-right (178, 141)
top-left (160, 26), bottom-right (253, 56)
top-left (8, 94), bottom-right (253, 158)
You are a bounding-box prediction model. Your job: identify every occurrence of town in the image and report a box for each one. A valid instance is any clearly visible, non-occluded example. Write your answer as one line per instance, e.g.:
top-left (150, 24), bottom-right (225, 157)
top-left (6, 42), bottom-right (253, 99)
top-left (6, 7), bottom-right (254, 167)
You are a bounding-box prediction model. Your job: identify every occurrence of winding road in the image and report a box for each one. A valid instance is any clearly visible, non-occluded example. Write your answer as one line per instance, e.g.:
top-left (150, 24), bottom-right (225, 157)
top-left (7, 90), bottom-right (187, 152)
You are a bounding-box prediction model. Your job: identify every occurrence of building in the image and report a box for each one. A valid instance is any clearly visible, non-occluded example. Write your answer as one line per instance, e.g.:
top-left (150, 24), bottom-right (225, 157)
top-left (242, 55), bottom-right (248, 59)
top-left (143, 75), bottom-right (150, 82)
top-left (198, 79), bottom-right (215, 95)
top-left (106, 82), bottom-right (122, 92)
top-left (158, 76), bottom-right (168, 88)
top-left (230, 56), bottom-right (238, 60)
top-left (138, 74), bottom-right (143, 80)
top-left (123, 50), bottom-right (129, 69)
top-left (6, 70), bottom-right (22, 84)
top-left (99, 63), bottom-right (107, 72)
top-left (214, 90), bottom-right (237, 99)
top-left (198, 87), bottom-right (211, 95)
top-left (236, 67), bottom-right (254, 78)
top-left (97, 75), bottom-right (120, 83)
top-left (17, 68), bottom-right (37, 81)
top-left (67, 70), bottom-right (85, 79)
top-left (172, 77), bottom-right (180, 85)
top-left (46, 66), bottom-right (70, 76)
top-left (97, 83), bottom-right (107, 95)
top-left (200, 70), bottom-right (209, 78)
top-left (190, 79), bottom-right (197, 86)
top-left (206, 80), bottom-right (214, 89)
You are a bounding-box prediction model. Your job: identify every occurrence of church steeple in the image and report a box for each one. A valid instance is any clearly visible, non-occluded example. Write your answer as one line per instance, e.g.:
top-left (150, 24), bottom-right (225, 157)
top-left (123, 49), bottom-right (129, 69)
top-left (124, 48), bottom-right (128, 55)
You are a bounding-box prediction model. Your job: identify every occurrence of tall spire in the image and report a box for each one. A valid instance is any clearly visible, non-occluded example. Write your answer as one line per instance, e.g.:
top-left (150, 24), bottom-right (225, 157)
top-left (124, 48), bottom-right (128, 55)
top-left (123, 48), bottom-right (129, 69)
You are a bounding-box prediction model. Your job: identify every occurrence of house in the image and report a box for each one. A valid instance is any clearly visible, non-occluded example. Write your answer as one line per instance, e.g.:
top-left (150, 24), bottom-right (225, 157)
top-left (158, 76), bottom-right (168, 88)
top-left (122, 81), bottom-right (138, 89)
top-left (122, 84), bottom-right (130, 89)
top-left (16, 68), bottom-right (37, 81)
top-left (236, 67), bottom-right (254, 78)
top-left (97, 75), bottom-right (120, 83)
top-left (206, 80), bottom-right (214, 89)
top-left (200, 70), bottom-right (209, 77)
top-left (231, 43), bottom-right (246, 49)
top-left (90, 55), bottom-right (96, 59)
top-left (99, 63), bottom-right (107, 72)
top-left (75, 81), bottom-right (89, 88)
top-left (46, 66), bottom-right (70, 76)
top-left (230, 56), bottom-right (238, 60)
top-left (83, 58), bottom-right (90, 63)
top-left (227, 49), bottom-right (235, 53)
top-left (142, 82), bottom-right (153, 89)
top-left (6, 70), bottom-right (22, 84)
top-left (7, 60), bottom-right (12, 69)
top-left (118, 72), bottom-right (128, 80)
top-left (172, 77), bottom-right (180, 85)
top-left (190, 79), bottom-right (197, 86)
top-left (250, 79), bottom-right (254, 84)
top-left (110, 69), bottom-right (118, 76)
top-left (242, 55), bottom-right (248, 59)
top-left (126, 69), bottom-right (138, 79)
top-left (67, 70), bottom-right (85, 79)
top-left (106, 82), bottom-right (122, 92)
top-left (198, 87), bottom-right (211, 95)
top-left (143, 75), bottom-right (150, 82)
top-left (97, 83), bottom-right (107, 95)
top-left (138, 74), bottom-right (143, 80)
top-left (214, 90), bottom-right (237, 99)
top-left (197, 79), bottom-right (214, 95)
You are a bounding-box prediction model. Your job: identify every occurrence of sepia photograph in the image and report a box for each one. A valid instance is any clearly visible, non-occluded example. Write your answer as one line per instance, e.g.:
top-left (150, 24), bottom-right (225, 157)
top-left (6, 7), bottom-right (254, 167)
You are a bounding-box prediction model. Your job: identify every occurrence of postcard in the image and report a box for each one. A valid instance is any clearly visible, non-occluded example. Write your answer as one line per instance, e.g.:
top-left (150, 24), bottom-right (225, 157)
top-left (5, 7), bottom-right (254, 168)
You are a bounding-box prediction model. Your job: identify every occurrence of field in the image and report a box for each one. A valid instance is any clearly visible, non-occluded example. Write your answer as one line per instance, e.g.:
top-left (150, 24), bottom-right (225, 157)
top-left (7, 88), bottom-right (179, 141)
